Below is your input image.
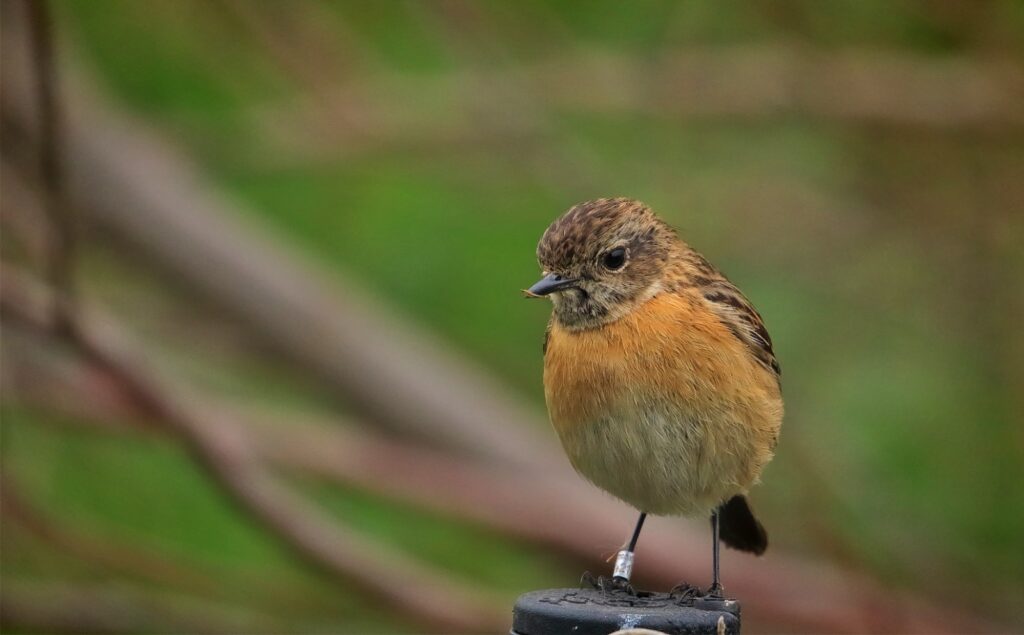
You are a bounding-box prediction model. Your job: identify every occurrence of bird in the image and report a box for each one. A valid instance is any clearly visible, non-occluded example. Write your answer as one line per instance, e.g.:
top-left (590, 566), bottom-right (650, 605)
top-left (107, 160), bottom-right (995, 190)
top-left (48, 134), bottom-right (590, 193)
top-left (525, 197), bottom-right (783, 600)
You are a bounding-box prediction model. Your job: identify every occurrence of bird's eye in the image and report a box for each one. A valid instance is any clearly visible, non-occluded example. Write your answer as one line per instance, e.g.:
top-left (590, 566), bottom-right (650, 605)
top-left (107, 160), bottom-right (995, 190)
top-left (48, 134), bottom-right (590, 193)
top-left (602, 247), bottom-right (626, 271)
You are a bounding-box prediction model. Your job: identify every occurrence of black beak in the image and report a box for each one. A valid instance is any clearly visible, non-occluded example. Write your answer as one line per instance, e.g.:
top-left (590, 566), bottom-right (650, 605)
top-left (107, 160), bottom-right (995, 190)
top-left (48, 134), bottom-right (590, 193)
top-left (525, 273), bottom-right (579, 297)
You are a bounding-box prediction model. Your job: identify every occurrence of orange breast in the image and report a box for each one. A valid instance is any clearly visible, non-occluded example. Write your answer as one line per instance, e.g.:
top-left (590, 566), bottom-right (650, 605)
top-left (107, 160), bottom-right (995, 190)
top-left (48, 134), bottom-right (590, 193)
top-left (544, 292), bottom-right (763, 431)
top-left (541, 291), bottom-right (782, 514)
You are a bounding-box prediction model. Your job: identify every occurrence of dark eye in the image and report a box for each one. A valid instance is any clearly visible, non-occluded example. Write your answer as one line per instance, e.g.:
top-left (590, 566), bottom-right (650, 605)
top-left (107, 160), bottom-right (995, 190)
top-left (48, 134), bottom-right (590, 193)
top-left (602, 247), bottom-right (626, 270)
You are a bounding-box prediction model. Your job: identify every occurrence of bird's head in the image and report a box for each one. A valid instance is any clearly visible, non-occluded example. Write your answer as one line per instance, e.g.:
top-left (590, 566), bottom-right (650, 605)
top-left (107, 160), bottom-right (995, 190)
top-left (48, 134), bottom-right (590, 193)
top-left (527, 198), bottom-right (678, 330)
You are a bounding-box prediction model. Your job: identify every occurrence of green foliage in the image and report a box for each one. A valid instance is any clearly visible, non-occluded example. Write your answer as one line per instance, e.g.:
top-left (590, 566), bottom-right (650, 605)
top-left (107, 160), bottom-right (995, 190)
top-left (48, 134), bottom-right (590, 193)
top-left (1, 409), bottom-right (406, 630)
top-left (8, 1), bottom-right (1022, 631)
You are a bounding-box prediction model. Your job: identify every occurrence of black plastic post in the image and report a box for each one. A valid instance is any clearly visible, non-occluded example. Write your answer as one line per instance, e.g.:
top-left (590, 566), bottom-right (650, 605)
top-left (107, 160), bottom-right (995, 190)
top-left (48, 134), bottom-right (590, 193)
top-left (511, 588), bottom-right (740, 635)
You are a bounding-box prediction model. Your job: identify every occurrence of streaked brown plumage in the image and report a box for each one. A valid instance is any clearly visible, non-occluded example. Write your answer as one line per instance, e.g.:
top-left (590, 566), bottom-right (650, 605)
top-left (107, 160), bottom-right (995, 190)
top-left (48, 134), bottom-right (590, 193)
top-left (528, 197), bottom-right (783, 593)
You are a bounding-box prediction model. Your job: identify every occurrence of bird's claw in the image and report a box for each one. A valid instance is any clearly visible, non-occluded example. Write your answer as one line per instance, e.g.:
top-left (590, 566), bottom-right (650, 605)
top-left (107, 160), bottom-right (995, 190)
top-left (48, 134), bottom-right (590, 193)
top-left (704, 582), bottom-right (724, 599)
top-left (580, 571), bottom-right (635, 595)
top-left (669, 582), bottom-right (701, 600)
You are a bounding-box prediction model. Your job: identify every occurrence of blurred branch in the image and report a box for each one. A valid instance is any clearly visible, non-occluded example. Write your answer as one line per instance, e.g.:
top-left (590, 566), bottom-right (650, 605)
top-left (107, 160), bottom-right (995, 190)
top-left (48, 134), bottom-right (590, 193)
top-left (243, 44), bottom-right (1024, 166)
top-left (0, 468), bottom-right (353, 628)
top-left (215, 0), bottom-right (355, 97)
top-left (0, 270), bottom-right (507, 633)
top-left (0, 580), bottom-right (263, 634)
top-left (2, 282), bottom-right (1004, 635)
top-left (1, 469), bottom-right (238, 600)
top-left (573, 46), bottom-right (1020, 127)
top-left (0, 159), bottom-right (50, 265)
top-left (2, 61), bottom-right (563, 470)
top-left (23, 0), bottom-right (75, 321)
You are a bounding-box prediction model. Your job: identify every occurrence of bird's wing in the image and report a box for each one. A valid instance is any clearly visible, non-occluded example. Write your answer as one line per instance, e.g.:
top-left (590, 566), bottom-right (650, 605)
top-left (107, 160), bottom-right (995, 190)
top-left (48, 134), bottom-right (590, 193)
top-left (683, 250), bottom-right (781, 378)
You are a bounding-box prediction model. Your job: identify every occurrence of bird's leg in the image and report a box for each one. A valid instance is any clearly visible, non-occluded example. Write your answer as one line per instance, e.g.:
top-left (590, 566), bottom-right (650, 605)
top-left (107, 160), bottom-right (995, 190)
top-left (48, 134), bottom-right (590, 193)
top-left (669, 581), bottom-right (701, 600)
top-left (687, 507), bottom-right (740, 613)
top-left (706, 507), bottom-right (724, 598)
top-left (583, 512), bottom-right (646, 594)
top-left (675, 508), bottom-right (725, 603)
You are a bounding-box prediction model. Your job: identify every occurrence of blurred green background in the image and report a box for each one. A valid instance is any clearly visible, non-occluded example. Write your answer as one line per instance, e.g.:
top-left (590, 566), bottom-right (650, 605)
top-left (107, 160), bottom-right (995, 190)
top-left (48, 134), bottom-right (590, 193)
top-left (2, 1), bottom-right (1022, 633)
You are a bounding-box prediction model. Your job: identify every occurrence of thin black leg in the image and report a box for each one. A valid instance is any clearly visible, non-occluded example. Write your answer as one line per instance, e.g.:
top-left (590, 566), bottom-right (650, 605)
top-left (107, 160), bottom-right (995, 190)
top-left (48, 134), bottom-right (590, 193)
top-left (627, 512), bottom-right (647, 552)
top-left (709, 509), bottom-right (723, 597)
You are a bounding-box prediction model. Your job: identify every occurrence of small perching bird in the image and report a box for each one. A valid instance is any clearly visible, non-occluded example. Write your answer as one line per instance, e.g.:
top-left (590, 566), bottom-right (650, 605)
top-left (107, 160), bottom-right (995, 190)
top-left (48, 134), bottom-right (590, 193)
top-left (526, 198), bottom-right (783, 598)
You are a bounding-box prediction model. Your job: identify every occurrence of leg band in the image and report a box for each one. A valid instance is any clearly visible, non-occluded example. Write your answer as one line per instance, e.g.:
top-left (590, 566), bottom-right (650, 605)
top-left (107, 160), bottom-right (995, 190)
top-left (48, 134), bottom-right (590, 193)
top-left (612, 549), bottom-right (634, 580)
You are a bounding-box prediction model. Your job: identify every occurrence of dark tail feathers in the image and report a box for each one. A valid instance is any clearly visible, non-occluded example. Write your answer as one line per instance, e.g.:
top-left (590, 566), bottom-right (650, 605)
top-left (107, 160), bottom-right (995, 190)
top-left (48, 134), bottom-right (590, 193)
top-left (718, 495), bottom-right (768, 555)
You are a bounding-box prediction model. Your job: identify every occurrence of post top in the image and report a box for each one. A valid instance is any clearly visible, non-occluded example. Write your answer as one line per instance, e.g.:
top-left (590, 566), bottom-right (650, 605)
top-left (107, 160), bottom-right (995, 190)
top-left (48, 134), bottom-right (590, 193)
top-left (512, 588), bottom-right (740, 635)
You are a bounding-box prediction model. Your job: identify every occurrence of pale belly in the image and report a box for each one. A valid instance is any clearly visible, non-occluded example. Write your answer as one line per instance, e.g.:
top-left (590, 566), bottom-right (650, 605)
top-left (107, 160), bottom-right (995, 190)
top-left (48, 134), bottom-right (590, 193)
top-left (553, 393), bottom-right (767, 517)
top-left (542, 292), bottom-right (782, 517)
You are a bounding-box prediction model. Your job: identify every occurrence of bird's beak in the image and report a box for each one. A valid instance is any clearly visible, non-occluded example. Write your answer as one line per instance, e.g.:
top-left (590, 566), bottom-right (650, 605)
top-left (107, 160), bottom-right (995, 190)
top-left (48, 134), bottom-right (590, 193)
top-left (524, 273), bottom-right (579, 297)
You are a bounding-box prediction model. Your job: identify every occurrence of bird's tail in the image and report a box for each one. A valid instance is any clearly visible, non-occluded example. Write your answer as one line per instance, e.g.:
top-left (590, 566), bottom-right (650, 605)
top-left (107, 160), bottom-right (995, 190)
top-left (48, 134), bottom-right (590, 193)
top-left (718, 495), bottom-right (768, 555)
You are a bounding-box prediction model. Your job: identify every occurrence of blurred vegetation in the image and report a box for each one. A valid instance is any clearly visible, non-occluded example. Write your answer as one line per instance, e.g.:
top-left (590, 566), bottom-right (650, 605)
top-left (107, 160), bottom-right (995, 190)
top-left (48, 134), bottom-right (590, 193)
top-left (3, 0), bottom-right (1023, 632)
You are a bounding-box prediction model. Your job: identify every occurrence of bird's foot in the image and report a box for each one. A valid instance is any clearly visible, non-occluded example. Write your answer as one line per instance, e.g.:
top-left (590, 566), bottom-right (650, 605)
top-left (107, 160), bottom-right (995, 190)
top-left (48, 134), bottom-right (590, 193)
top-left (669, 581), bottom-right (701, 601)
top-left (580, 571), bottom-right (635, 595)
top-left (703, 582), bottom-right (725, 599)
top-left (580, 571), bottom-right (599, 589)
top-left (681, 583), bottom-right (739, 615)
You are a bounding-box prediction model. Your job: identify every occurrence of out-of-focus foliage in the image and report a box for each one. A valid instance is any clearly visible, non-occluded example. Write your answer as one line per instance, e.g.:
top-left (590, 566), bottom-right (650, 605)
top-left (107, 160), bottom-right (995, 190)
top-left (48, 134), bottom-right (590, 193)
top-left (3, 0), bottom-right (1023, 632)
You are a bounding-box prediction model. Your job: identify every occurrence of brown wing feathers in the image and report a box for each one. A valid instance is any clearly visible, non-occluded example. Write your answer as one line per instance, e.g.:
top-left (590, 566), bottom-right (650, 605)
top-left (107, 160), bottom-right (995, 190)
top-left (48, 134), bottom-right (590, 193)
top-left (682, 250), bottom-right (781, 377)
